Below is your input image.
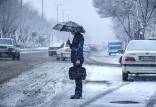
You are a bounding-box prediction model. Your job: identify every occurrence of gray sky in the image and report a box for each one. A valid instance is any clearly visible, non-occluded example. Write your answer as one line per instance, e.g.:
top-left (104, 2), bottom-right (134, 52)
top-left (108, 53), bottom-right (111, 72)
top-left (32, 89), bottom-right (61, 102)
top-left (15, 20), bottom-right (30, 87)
top-left (23, 0), bottom-right (116, 44)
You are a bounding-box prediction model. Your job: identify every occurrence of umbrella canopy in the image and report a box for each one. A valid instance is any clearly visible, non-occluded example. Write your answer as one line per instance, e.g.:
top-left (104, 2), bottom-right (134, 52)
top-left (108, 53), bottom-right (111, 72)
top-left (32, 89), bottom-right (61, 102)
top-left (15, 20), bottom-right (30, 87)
top-left (53, 21), bottom-right (85, 33)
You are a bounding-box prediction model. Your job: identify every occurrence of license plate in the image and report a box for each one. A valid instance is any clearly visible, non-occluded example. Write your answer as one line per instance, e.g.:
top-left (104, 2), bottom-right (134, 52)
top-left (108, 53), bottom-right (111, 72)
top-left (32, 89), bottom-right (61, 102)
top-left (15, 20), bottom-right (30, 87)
top-left (139, 56), bottom-right (155, 61)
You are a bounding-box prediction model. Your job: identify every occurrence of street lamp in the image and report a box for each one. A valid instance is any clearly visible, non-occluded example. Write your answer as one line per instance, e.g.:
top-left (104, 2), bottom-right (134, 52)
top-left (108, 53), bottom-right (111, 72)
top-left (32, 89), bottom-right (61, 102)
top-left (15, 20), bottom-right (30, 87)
top-left (155, 21), bottom-right (156, 33)
top-left (56, 4), bottom-right (59, 22)
top-left (42, 0), bottom-right (44, 18)
top-left (56, 0), bottom-right (63, 22)
top-left (21, 0), bottom-right (23, 8)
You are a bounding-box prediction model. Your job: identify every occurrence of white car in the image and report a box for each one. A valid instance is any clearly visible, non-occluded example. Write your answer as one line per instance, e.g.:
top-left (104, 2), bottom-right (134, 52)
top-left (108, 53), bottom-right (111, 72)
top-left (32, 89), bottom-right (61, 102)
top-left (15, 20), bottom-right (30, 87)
top-left (48, 43), bottom-right (62, 56)
top-left (84, 45), bottom-right (91, 57)
top-left (56, 42), bottom-right (71, 61)
top-left (0, 38), bottom-right (20, 60)
top-left (122, 40), bottom-right (156, 81)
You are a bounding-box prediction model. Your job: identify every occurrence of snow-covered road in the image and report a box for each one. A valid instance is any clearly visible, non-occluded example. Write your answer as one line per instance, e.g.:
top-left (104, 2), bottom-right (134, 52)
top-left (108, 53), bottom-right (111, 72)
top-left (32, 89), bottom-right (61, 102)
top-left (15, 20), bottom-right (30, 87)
top-left (0, 62), bottom-right (71, 107)
top-left (0, 51), bottom-right (156, 107)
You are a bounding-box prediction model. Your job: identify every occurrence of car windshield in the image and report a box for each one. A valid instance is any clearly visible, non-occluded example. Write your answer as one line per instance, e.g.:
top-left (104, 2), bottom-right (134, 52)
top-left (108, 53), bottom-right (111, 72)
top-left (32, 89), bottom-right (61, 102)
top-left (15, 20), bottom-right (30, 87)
top-left (0, 39), bottom-right (12, 45)
top-left (109, 46), bottom-right (122, 50)
top-left (127, 40), bottom-right (156, 51)
top-left (50, 43), bottom-right (62, 48)
top-left (109, 42), bottom-right (122, 45)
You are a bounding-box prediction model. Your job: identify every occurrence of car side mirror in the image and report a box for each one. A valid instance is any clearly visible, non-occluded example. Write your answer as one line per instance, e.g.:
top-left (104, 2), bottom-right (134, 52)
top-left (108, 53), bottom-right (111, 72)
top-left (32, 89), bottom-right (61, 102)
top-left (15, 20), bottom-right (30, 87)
top-left (119, 56), bottom-right (122, 65)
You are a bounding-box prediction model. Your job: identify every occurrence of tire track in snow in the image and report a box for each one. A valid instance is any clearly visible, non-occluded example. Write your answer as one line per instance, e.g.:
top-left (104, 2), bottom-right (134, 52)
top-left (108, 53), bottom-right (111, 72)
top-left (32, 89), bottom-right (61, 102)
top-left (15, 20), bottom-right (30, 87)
top-left (80, 82), bottom-right (130, 107)
top-left (21, 62), bottom-right (69, 95)
top-left (0, 62), bottom-right (71, 107)
top-left (145, 92), bottom-right (156, 107)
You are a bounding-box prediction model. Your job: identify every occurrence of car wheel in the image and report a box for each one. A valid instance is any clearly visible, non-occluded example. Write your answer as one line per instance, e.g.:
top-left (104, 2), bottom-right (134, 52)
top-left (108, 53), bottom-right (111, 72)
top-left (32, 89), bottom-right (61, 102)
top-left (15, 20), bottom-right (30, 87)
top-left (12, 55), bottom-right (15, 61)
top-left (56, 57), bottom-right (60, 61)
top-left (62, 57), bottom-right (66, 61)
top-left (122, 72), bottom-right (128, 81)
top-left (49, 53), bottom-right (53, 56)
top-left (17, 53), bottom-right (20, 60)
top-left (49, 53), bottom-right (51, 56)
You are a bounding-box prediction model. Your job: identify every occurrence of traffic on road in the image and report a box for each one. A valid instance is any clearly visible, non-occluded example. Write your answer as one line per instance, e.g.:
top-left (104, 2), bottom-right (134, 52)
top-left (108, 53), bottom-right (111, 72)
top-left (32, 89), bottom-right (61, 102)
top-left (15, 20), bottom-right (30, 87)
top-left (0, 0), bottom-right (156, 107)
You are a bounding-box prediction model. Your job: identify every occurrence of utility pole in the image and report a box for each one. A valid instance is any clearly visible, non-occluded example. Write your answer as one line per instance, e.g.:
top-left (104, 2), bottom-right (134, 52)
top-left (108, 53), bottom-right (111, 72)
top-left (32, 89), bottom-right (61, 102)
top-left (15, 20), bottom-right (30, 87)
top-left (57, 4), bottom-right (59, 22)
top-left (56, 0), bottom-right (63, 23)
top-left (135, 0), bottom-right (139, 39)
top-left (42, 0), bottom-right (44, 18)
top-left (136, 0), bottom-right (138, 37)
top-left (67, 14), bottom-right (70, 21)
top-left (21, 0), bottom-right (23, 8)
top-left (62, 11), bottom-right (64, 22)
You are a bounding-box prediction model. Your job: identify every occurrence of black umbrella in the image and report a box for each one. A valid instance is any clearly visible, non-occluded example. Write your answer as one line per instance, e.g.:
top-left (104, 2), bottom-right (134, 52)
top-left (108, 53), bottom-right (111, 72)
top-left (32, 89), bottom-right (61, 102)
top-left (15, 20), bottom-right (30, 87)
top-left (53, 21), bottom-right (85, 33)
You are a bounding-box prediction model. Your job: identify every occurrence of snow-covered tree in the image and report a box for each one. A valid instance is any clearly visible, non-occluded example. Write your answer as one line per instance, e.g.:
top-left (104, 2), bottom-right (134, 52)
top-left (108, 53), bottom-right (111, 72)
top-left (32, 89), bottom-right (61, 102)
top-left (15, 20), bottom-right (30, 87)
top-left (0, 0), bottom-right (21, 37)
top-left (0, 0), bottom-right (54, 48)
top-left (16, 3), bottom-right (52, 48)
top-left (94, 0), bottom-right (156, 40)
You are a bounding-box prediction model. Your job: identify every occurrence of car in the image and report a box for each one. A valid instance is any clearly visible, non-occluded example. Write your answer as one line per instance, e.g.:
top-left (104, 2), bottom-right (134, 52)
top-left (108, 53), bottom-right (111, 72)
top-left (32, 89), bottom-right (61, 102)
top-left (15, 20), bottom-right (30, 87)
top-left (48, 43), bottom-right (62, 56)
top-left (108, 42), bottom-right (124, 55)
top-left (122, 40), bottom-right (156, 81)
top-left (0, 38), bottom-right (20, 60)
top-left (89, 44), bottom-right (98, 51)
top-left (84, 45), bottom-right (91, 57)
top-left (56, 42), bottom-right (71, 61)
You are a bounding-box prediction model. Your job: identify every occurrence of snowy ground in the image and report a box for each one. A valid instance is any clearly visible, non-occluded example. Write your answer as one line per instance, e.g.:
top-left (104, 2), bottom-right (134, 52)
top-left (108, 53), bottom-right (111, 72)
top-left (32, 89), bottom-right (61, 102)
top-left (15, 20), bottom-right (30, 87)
top-left (0, 62), bottom-right (71, 107)
top-left (48, 65), bottom-right (156, 107)
top-left (89, 51), bottom-right (121, 65)
top-left (0, 61), bottom-right (122, 107)
top-left (0, 50), bottom-right (156, 107)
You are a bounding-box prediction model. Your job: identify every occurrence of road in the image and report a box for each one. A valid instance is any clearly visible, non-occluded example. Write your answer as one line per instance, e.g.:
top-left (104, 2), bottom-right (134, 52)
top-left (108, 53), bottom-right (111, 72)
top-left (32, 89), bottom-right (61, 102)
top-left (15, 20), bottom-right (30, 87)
top-left (0, 51), bottom-right (52, 84)
top-left (0, 50), bottom-right (156, 107)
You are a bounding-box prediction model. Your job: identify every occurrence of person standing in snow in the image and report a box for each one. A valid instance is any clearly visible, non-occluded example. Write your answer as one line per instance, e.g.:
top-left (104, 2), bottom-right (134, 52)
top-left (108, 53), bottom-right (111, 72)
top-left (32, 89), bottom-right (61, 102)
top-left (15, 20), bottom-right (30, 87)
top-left (67, 31), bottom-right (84, 99)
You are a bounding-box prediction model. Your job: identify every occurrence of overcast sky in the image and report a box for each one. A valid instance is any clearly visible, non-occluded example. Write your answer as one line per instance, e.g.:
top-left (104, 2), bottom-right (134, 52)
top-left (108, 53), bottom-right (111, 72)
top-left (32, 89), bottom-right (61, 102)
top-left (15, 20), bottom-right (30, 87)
top-left (23, 0), bottom-right (116, 44)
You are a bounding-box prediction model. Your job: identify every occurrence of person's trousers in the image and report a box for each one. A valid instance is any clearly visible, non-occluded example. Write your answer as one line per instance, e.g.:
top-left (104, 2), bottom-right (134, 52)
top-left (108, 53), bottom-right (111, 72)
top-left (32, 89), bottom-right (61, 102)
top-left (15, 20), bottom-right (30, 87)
top-left (75, 79), bottom-right (82, 97)
top-left (73, 63), bottom-right (83, 97)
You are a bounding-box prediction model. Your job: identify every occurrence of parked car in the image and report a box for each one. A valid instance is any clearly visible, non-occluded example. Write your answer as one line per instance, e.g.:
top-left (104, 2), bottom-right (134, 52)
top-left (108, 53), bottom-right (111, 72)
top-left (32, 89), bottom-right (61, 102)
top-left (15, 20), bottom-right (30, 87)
top-left (122, 40), bottom-right (156, 81)
top-left (0, 38), bottom-right (20, 60)
top-left (48, 43), bottom-right (62, 56)
top-left (56, 42), bottom-right (71, 61)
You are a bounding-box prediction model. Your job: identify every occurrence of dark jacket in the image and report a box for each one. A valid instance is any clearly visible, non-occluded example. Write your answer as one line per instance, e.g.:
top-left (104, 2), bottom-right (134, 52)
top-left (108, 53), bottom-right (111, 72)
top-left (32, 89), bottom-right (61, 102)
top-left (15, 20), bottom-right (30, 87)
top-left (70, 33), bottom-right (84, 64)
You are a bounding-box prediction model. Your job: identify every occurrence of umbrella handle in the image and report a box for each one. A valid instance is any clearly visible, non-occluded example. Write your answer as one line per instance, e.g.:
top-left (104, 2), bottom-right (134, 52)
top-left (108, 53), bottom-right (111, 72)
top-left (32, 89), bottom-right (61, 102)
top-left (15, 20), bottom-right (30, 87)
top-left (68, 32), bottom-right (71, 39)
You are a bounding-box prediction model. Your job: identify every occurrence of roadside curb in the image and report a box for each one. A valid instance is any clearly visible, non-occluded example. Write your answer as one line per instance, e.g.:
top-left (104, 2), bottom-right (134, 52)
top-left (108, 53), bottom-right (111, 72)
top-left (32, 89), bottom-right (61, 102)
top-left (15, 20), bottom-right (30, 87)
top-left (86, 56), bottom-right (121, 67)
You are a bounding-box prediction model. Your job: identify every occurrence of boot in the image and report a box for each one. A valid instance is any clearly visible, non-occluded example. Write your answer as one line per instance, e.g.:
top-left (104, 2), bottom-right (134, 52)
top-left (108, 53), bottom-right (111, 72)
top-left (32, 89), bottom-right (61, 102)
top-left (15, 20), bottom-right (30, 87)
top-left (70, 95), bottom-right (75, 99)
top-left (70, 95), bottom-right (82, 99)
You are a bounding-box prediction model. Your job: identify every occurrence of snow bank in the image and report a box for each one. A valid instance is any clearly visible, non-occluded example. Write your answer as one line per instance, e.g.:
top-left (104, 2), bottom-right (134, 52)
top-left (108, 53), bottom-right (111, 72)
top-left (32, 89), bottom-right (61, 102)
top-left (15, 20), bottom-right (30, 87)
top-left (20, 47), bottom-right (48, 54)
